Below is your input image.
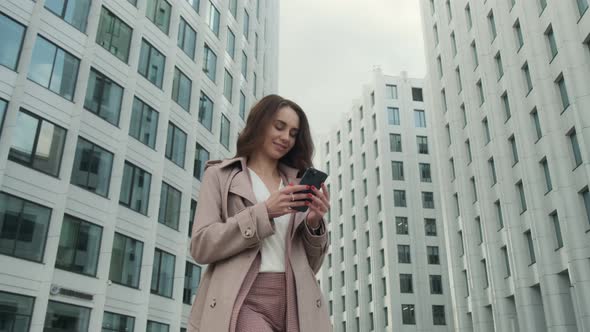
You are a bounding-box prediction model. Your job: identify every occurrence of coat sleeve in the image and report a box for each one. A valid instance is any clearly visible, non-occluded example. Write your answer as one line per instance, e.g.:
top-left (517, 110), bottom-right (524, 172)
top-left (190, 166), bottom-right (275, 265)
top-left (301, 216), bottom-right (329, 274)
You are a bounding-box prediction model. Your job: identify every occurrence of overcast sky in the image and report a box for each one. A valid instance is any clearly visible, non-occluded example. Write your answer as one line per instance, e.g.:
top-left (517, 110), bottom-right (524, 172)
top-left (278, 0), bottom-right (427, 144)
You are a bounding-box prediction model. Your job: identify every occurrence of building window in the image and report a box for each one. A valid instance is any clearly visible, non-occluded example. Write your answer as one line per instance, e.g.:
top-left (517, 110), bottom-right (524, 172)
top-left (545, 25), bottom-right (558, 60)
top-left (568, 129), bottom-right (583, 167)
top-left (541, 158), bottom-right (553, 192)
top-left (102, 312), bottom-right (135, 332)
top-left (224, 69), bottom-right (233, 102)
top-left (483, 117), bottom-right (491, 144)
top-left (398, 245), bottom-right (411, 263)
top-left (84, 68), bottom-right (123, 126)
top-left (531, 108), bottom-right (543, 140)
top-left (514, 19), bottom-right (524, 50)
top-left (241, 51), bottom-right (248, 80)
top-left (96, 7), bottom-right (132, 63)
top-left (412, 88), bottom-right (423, 101)
top-left (186, 0), bottom-right (200, 12)
top-left (580, 188), bottom-right (590, 226)
top-left (386, 84), bottom-right (398, 99)
top-left (178, 17), bottom-right (196, 59)
top-left (489, 158), bottom-right (498, 185)
top-left (394, 190), bottom-right (406, 207)
top-left (159, 182), bottom-right (182, 230)
top-left (465, 4), bottom-right (472, 29)
top-left (390, 133), bottom-right (402, 152)
top-left (239, 91), bottom-right (246, 119)
top-left (400, 274), bottom-right (413, 293)
top-left (366, 257), bottom-right (371, 274)
top-left (446, 0), bottom-right (452, 21)
top-left (203, 44), bottom-right (218, 82)
top-left (501, 92), bottom-right (511, 120)
top-left (129, 97), bottom-right (159, 149)
top-left (9, 109), bottom-right (67, 177)
top-left (183, 262), bottom-right (201, 304)
top-left (433, 24), bottom-right (439, 45)
top-left (417, 136), bottom-right (429, 154)
top-left (471, 41), bottom-right (479, 68)
top-left (525, 230), bottom-right (536, 264)
top-left (0, 192), bottom-right (51, 262)
top-left (422, 192), bottom-right (434, 209)
top-left (576, 0), bottom-right (589, 17)
top-left (0, 13), bottom-right (26, 71)
top-left (476, 217), bottom-right (483, 244)
top-left (414, 110), bottom-right (426, 127)
top-left (501, 246), bottom-right (511, 277)
top-left (450, 158), bottom-right (456, 180)
top-left (419, 163), bottom-right (431, 182)
top-left (243, 9), bottom-right (250, 39)
top-left (208, 1), bottom-right (220, 36)
top-left (488, 10), bottom-right (497, 41)
top-left (165, 122), bottom-right (187, 168)
top-left (146, 0), bottom-right (171, 34)
top-left (188, 199), bottom-right (197, 238)
top-left (556, 74), bottom-right (570, 111)
top-left (119, 161), bottom-right (152, 215)
top-left (482, 259), bottom-right (489, 288)
top-left (396, 217), bottom-right (409, 235)
top-left (402, 304), bottom-right (416, 325)
top-left (109, 232), bottom-right (143, 288)
top-left (430, 275), bottom-right (443, 294)
top-left (227, 28), bottom-right (236, 59)
top-left (45, 0), bottom-right (91, 32)
top-left (436, 55), bottom-right (443, 78)
top-left (392, 161), bottom-right (404, 181)
top-left (476, 80), bottom-right (485, 106)
top-left (388, 107), bottom-right (399, 125)
top-left (507, 136), bottom-right (519, 165)
top-left (151, 248), bottom-right (176, 297)
top-left (44, 301), bottom-right (90, 331)
top-left (172, 67), bottom-right (192, 111)
top-left (427, 246), bottom-right (440, 264)
top-left (451, 32), bottom-right (457, 56)
top-left (470, 177), bottom-right (477, 202)
top-left (495, 200), bottom-right (504, 230)
top-left (220, 113), bottom-right (231, 149)
top-left (495, 52), bottom-right (504, 79)
top-left (424, 218), bottom-right (437, 236)
top-left (370, 91), bottom-right (375, 106)
top-left (71, 137), bottom-right (114, 197)
top-left (517, 180), bottom-right (527, 213)
top-left (198, 91), bottom-right (214, 131)
top-left (432, 305), bottom-right (446, 325)
top-left (194, 142), bottom-right (210, 181)
top-left (147, 321), bottom-right (169, 332)
top-left (0, 99), bottom-right (6, 136)
top-left (56, 214), bottom-right (102, 276)
top-left (138, 39), bottom-right (165, 88)
top-left (28, 36), bottom-right (80, 100)
top-left (456, 67), bottom-right (462, 92)
top-left (229, 0), bottom-right (237, 18)
top-left (522, 62), bottom-right (533, 94)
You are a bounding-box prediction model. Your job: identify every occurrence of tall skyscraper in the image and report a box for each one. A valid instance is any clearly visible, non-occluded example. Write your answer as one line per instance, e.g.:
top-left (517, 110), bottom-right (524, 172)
top-left (420, 0), bottom-right (590, 331)
top-left (319, 69), bottom-right (454, 332)
top-left (0, 0), bottom-right (278, 330)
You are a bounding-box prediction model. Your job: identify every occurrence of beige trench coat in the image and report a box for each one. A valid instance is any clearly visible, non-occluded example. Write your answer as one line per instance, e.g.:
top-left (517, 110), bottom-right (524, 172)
top-left (188, 156), bottom-right (332, 332)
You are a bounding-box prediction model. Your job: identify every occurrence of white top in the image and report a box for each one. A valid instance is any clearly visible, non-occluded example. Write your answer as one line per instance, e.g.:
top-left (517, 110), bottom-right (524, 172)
top-left (248, 167), bottom-right (290, 272)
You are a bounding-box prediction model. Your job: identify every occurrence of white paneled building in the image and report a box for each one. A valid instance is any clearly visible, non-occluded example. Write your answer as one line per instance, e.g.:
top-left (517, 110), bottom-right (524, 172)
top-left (0, 0), bottom-right (278, 331)
top-left (420, 0), bottom-right (590, 331)
top-left (319, 69), bottom-right (454, 332)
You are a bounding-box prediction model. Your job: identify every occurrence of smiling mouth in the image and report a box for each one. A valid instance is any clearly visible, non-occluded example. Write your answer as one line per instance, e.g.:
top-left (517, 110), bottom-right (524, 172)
top-left (274, 142), bottom-right (288, 150)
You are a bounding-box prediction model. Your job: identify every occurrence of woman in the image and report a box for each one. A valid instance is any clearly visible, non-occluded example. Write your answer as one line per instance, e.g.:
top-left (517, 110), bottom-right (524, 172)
top-left (188, 95), bottom-right (332, 332)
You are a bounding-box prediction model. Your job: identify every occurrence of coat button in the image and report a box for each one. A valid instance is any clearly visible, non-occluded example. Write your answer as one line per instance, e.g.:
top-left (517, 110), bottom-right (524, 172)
top-left (210, 299), bottom-right (216, 308)
top-left (244, 227), bottom-right (253, 238)
top-left (316, 299), bottom-right (321, 308)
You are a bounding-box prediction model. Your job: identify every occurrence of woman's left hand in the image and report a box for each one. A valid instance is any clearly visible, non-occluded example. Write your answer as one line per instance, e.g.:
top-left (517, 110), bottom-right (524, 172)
top-left (305, 182), bottom-right (330, 228)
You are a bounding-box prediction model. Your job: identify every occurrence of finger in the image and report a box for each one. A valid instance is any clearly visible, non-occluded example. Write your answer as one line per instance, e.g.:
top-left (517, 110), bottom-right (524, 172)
top-left (321, 182), bottom-right (330, 200)
top-left (282, 184), bottom-right (311, 193)
top-left (279, 193), bottom-right (312, 202)
top-left (311, 186), bottom-right (329, 207)
top-left (309, 193), bottom-right (328, 211)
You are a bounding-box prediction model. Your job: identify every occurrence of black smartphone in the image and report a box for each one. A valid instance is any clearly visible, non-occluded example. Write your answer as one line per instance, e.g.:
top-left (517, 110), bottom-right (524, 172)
top-left (292, 167), bottom-right (329, 212)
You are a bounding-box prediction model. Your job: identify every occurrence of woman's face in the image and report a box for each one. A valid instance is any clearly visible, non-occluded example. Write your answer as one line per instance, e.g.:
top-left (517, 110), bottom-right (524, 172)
top-left (263, 106), bottom-right (300, 160)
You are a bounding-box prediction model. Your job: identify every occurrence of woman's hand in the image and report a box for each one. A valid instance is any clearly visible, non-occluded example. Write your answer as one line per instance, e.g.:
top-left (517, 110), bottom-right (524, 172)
top-left (306, 183), bottom-right (330, 228)
top-left (265, 184), bottom-right (309, 219)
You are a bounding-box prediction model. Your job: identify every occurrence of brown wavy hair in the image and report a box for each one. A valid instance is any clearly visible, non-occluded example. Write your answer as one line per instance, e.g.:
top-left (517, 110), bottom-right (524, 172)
top-left (234, 94), bottom-right (314, 173)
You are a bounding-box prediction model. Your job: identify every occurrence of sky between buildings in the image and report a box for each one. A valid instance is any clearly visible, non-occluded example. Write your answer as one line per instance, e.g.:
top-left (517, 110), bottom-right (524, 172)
top-left (278, 0), bottom-right (427, 145)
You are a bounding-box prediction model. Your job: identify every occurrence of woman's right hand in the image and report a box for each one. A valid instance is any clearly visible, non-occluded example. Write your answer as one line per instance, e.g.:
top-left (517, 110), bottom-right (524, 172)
top-left (265, 184), bottom-right (311, 219)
